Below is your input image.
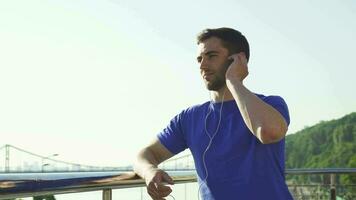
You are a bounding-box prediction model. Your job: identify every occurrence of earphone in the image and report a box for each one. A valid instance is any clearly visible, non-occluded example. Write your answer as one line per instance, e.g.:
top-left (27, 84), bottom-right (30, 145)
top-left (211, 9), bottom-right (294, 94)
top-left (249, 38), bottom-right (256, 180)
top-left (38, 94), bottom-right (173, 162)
top-left (147, 90), bottom-right (225, 200)
top-left (198, 89), bottom-right (226, 200)
top-left (148, 89), bottom-right (226, 200)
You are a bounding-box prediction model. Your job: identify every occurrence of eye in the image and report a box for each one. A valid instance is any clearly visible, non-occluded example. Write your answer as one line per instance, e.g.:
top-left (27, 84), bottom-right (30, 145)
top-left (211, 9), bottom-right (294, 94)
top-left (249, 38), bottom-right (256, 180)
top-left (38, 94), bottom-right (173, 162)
top-left (208, 55), bottom-right (217, 59)
top-left (197, 57), bottom-right (202, 63)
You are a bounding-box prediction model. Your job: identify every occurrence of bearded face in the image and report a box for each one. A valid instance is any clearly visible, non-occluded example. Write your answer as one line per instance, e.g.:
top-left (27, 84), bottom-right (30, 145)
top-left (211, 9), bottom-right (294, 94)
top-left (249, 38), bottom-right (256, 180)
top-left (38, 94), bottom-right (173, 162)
top-left (203, 65), bottom-right (227, 91)
top-left (197, 37), bottom-right (231, 92)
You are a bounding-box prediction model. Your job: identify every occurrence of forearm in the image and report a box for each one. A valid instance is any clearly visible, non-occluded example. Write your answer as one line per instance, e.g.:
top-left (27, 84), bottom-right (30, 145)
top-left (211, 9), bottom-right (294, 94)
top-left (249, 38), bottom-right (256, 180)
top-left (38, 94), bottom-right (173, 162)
top-left (134, 148), bottom-right (159, 179)
top-left (134, 139), bottom-right (174, 179)
top-left (134, 145), bottom-right (174, 199)
top-left (226, 79), bottom-right (287, 144)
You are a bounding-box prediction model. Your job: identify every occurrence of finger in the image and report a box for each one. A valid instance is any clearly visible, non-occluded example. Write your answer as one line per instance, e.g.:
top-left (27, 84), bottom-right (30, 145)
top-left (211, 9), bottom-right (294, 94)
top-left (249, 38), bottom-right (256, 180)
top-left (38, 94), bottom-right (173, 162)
top-left (150, 177), bottom-right (166, 196)
top-left (238, 53), bottom-right (248, 65)
top-left (227, 55), bottom-right (234, 61)
top-left (153, 174), bottom-right (162, 184)
top-left (155, 184), bottom-right (171, 196)
top-left (238, 52), bottom-right (246, 59)
top-left (148, 190), bottom-right (157, 199)
top-left (153, 181), bottom-right (172, 197)
top-left (237, 53), bottom-right (243, 63)
top-left (151, 195), bottom-right (165, 200)
top-left (148, 189), bottom-right (159, 199)
top-left (162, 172), bottom-right (174, 185)
top-left (157, 184), bottom-right (172, 192)
top-left (150, 183), bottom-right (171, 198)
top-left (147, 182), bottom-right (159, 197)
top-left (229, 54), bottom-right (239, 63)
top-left (159, 190), bottom-right (172, 198)
top-left (158, 185), bottom-right (172, 197)
top-left (148, 189), bottom-right (165, 200)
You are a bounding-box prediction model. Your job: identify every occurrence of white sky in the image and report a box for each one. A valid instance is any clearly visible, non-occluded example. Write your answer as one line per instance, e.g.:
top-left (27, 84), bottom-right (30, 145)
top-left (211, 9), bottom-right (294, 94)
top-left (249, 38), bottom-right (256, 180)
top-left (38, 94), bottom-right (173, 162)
top-left (1, 0), bottom-right (355, 167)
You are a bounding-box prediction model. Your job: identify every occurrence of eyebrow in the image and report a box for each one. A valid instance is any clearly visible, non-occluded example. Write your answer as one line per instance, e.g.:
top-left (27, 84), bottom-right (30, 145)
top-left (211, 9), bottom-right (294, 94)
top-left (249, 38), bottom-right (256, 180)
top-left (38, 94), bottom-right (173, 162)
top-left (196, 50), bottom-right (219, 61)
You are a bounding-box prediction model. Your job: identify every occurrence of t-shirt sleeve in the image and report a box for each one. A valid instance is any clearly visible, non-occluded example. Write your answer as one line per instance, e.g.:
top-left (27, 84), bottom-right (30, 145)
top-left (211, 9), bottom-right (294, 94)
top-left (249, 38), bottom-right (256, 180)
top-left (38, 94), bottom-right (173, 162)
top-left (263, 95), bottom-right (290, 126)
top-left (157, 110), bottom-right (188, 155)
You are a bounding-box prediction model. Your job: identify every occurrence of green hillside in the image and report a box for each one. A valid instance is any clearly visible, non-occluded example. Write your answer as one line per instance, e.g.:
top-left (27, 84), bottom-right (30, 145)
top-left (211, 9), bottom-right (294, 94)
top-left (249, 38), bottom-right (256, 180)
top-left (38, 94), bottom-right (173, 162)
top-left (285, 112), bottom-right (356, 191)
top-left (285, 112), bottom-right (356, 169)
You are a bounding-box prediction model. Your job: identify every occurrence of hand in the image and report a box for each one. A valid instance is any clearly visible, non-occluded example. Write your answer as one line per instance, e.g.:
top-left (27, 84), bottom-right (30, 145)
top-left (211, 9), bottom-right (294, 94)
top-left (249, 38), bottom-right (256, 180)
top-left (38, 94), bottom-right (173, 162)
top-left (225, 52), bottom-right (249, 83)
top-left (144, 168), bottom-right (174, 200)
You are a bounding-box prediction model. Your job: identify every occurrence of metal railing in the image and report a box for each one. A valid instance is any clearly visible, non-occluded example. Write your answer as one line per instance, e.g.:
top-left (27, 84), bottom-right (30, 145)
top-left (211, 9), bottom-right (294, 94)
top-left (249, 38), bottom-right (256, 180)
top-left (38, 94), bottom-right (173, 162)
top-left (0, 169), bottom-right (355, 200)
top-left (286, 168), bottom-right (356, 200)
top-left (0, 170), bottom-right (196, 200)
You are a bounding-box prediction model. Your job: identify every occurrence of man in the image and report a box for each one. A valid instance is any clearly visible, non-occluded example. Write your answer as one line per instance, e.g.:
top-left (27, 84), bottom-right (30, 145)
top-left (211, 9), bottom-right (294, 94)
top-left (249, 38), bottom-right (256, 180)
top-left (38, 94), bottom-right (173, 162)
top-left (134, 27), bottom-right (292, 200)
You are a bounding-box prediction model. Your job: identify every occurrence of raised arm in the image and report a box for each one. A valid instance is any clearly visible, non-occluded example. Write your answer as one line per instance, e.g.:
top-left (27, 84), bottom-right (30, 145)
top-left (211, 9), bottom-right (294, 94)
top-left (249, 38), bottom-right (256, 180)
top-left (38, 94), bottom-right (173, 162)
top-left (226, 53), bottom-right (288, 144)
top-left (134, 138), bottom-right (175, 199)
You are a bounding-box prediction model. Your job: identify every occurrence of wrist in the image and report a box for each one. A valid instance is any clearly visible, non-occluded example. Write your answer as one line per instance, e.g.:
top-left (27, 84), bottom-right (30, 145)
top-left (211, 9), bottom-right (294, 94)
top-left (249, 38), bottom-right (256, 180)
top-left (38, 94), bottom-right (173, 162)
top-left (226, 73), bottom-right (244, 83)
top-left (143, 166), bottom-right (158, 179)
top-left (226, 78), bottom-right (243, 88)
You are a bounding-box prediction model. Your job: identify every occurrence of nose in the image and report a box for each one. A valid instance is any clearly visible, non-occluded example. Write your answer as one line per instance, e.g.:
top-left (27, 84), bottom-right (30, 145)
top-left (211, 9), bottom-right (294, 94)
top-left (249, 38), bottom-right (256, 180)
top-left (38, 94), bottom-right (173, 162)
top-left (199, 58), bottom-right (209, 70)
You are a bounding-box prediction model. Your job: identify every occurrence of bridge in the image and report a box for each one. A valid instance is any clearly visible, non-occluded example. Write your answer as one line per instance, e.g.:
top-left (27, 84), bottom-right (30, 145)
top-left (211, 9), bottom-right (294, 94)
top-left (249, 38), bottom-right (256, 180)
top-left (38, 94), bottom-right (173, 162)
top-left (0, 144), bottom-right (195, 173)
top-left (0, 144), bottom-right (355, 199)
top-left (0, 144), bottom-right (130, 172)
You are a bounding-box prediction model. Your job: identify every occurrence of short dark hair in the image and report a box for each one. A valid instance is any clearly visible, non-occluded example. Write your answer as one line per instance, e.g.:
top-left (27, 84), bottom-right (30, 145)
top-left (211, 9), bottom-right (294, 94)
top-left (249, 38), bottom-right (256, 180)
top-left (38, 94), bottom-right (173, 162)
top-left (197, 27), bottom-right (250, 61)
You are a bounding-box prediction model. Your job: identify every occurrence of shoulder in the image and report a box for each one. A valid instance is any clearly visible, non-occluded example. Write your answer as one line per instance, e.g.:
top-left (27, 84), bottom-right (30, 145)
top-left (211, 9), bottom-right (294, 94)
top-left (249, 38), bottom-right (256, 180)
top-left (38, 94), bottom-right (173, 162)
top-left (255, 93), bottom-right (290, 124)
top-left (180, 101), bottom-right (210, 116)
top-left (171, 101), bottom-right (211, 124)
top-left (255, 93), bottom-right (288, 106)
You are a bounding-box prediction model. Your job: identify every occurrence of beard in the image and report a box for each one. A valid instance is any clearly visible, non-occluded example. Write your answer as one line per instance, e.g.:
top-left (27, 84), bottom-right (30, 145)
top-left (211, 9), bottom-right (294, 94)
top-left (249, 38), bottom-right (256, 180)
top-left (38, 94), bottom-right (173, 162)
top-left (204, 68), bottom-right (226, 91)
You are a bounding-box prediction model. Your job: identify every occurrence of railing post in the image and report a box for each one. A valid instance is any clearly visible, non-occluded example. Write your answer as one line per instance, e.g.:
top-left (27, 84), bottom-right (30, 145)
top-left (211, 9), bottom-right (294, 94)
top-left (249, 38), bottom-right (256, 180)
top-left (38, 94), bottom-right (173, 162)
top-left (184, 183), bottom-right (187, 200)
top-left (103, 189), bottom-right (112, 200)
top-left (330, 174), bottom-right (336, 200)
top-left (141, 187), bottom-right (144, 200)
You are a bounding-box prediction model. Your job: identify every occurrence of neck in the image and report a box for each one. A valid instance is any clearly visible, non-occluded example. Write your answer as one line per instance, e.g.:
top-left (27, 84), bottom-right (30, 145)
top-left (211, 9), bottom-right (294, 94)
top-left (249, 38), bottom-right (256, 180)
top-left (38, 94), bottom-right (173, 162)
top-left (209, 85), bottom-right (234, 102)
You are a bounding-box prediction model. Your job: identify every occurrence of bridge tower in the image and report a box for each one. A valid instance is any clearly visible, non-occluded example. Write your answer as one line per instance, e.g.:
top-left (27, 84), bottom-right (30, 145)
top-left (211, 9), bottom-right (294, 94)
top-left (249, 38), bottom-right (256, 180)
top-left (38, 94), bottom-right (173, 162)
top-left (5, 144), bottom-right (10, 172)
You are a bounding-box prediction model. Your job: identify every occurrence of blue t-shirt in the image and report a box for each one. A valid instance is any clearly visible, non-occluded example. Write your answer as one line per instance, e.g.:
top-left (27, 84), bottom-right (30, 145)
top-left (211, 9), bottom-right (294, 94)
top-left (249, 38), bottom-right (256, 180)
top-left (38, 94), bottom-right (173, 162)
top-left (157, 94), bottom-right (293, 200)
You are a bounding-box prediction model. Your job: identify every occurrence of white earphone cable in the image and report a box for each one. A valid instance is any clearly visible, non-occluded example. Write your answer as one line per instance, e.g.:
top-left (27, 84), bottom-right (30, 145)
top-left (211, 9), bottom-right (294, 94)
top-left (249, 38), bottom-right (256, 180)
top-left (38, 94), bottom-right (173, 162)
top-left (198, 89), bottom-right (226, 200)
